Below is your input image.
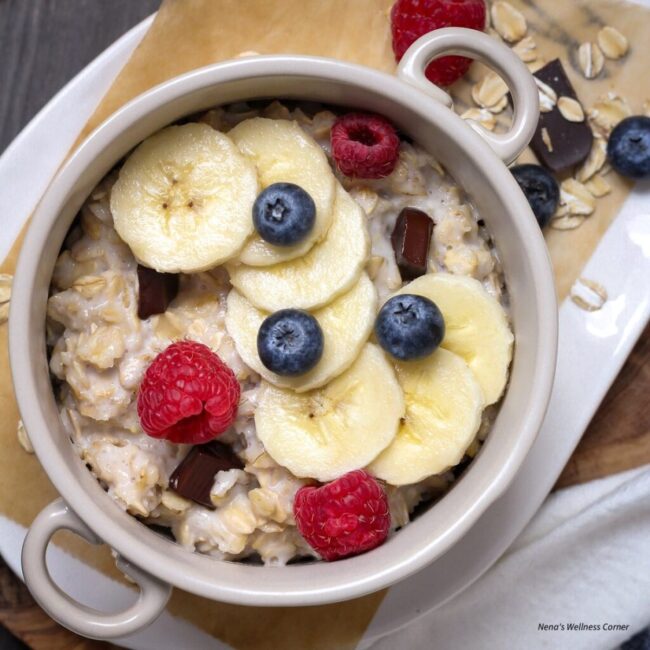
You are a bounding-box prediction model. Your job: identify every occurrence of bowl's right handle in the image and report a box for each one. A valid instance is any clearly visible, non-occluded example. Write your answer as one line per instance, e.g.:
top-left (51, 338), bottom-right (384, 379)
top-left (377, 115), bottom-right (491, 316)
top-left (397, 27), bottom-right (539, 164)
top-left (22, 498), bottom-right (172, 640)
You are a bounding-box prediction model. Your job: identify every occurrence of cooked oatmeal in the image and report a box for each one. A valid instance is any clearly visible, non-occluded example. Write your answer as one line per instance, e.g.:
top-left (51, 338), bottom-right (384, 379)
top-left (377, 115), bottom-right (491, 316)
top-left (47, 101), bottom-right (509, 565)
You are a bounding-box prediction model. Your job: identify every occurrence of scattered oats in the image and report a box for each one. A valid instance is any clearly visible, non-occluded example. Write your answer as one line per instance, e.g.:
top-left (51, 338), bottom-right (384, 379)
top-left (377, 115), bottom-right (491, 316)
top-left (472, 72), bottom-right (509, 110)
top-left (600, 162), bottom-right (613, 176)
top-left (578, 42), bottom-right (605, 79)
top-left (585, 174), bottom-right (612, 197)
top-left (558, 97), bottom-right (585, 122)
top-left (550, 215), bottom-right (587, 230)
top-left (527, 59), bottom-right (546, 73)
top-left (0, 273), bottom-right (12, 304)
top-left (588, 93), bottom-right (632, 135)
top-left (553, 202), bottom-right (570, 218)
top-left (512, 35), bottom-right (537, 62)
top-left (491, 2), bottom-right (527, 43)
top-left (541, 127), bottom-right (553, 152)
top-left (487, 95), bottom-right (509, 114)
top-left (576, 136), bottom-right (607, 182)
top-left (570, 277), bottom-right (608, 311)
top-left (560, 178), bottom-right (596, 215)
top-left (535, 77), bottom-right (557, 113)
top-left (486, 27), bottom-right (505, 43)
top-left (461, 107), bottom-right (497, 131)
top-left (17, 420), bottom-right (34, 454)
top-left (597, 26), bottom-right (628, 60)
top-left (366, 255), bottom-right (385, 280)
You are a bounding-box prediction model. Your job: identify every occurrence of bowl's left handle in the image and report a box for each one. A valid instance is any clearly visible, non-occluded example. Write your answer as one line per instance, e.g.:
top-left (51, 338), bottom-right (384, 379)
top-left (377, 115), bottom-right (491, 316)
top-left (397, 27), bottom-right (539, 164)
top-left (21, 498), bottom-right (172, 640)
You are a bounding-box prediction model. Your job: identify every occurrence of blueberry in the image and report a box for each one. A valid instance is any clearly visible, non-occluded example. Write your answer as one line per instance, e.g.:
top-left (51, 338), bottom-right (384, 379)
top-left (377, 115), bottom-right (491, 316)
top-left (510, 164), bottom-right (559, 228)
top-left (374, 294), bottom-right (445, 361)
top-left (257, 309), bottom-right (323, 376)
top-left (253, 183), bottom-right (316, 246)
top-left (607, 116), bottom-right (650, 180)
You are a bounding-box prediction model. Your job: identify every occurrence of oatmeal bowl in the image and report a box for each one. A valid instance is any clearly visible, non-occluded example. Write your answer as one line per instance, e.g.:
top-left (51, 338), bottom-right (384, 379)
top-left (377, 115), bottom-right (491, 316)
top-left (10, 28), bottom-right (556, 639)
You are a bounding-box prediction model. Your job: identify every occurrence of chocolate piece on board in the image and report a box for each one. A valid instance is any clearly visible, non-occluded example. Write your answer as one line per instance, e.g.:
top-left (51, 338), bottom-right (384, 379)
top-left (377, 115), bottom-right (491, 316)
top-left (530, 59), bottom-right (593, 172)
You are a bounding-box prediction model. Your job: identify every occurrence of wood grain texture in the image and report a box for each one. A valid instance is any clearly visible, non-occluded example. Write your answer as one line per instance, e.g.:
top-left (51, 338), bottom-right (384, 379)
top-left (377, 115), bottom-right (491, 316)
top-left (0, 0), bottom-right (161, 152)
top-left (0, 557), bottom-right (120, 650)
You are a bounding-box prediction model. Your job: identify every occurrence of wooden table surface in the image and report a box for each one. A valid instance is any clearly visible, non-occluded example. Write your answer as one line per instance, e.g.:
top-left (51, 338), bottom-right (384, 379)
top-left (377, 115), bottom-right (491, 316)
top-left (0, 1), bottom-right (648, 648)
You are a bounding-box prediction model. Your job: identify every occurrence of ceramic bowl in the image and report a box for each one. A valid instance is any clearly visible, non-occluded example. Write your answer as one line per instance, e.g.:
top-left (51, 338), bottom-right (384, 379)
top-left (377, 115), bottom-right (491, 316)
top-left (10, 28), bottom-right (556, 639)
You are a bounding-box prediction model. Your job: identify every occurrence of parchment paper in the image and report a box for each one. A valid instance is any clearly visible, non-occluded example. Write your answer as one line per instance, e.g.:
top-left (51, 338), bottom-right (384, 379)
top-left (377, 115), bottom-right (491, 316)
top-left (1, 0), bottom-right (649, 647)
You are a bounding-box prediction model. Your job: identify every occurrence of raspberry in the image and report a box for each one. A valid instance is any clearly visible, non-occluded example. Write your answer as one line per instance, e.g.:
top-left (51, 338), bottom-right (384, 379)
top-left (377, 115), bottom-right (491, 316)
top-left (330, 113), bottom-right (400, 179)
top-left (391, 0), bottom-right (487, 87)
top-left (137, 340), bottom-right (240, 444)
top-left (294, 470), bottom-right (390, 561)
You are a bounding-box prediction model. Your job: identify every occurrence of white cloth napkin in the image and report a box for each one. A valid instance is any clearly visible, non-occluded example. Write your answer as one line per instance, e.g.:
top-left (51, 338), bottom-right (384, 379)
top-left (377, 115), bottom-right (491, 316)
top-left (372, 464), bottom-right (650, 650)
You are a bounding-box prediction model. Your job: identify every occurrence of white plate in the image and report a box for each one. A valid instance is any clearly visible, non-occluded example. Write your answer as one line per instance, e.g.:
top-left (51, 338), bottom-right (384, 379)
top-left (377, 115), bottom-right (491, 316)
top-left (1, 13), bottom-right (649, 650)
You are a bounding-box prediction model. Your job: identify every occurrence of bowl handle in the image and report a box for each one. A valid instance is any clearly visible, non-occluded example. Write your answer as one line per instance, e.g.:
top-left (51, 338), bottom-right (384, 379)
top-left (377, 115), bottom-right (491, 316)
top-left (21, 498), bottom-right (172, 640)
top-left (397, 27), bottom-right (539, 164)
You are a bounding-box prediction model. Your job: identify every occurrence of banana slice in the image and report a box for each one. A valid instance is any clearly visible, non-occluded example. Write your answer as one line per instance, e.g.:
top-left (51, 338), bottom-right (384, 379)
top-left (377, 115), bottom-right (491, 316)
top-left (255, 344), bottom-right (404, 481)
top-left (368, 348), bottom-right (484, 485)
top-left (230, 118), bottom-right (336, 266)
top-left (226, 274), bottom-right (377, 392)
top-left (394, 273), bottom-right (513, 405)
top-left (111, 123), bottom-right (258, 273)
top-left (228, 185), bottom-right (370, 311)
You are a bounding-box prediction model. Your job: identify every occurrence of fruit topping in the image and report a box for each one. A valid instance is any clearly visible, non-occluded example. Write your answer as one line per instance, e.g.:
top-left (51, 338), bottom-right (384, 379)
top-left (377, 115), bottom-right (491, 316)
top-left (228, 185), bottom-right (370, 312)
top-left (226, 274), bottom-right (377, 392)
top-left (110, 123), bottom-right (258, 273)
top-left (169, 440), bottom-right (244, 509)
top-left (257, 309), bottom-right (324, 376)
top-left (368, 348), bottom-right (484, 485)
top-left (293, 470), bottom-right (390, 561)
top-left (530, 59), bottom-right (593, 173)
top-left (136, 264), bottom-right (179, 320)
top-left (510, 164), bottom-right (559, 228)
top-left (391, 207), bottom-right (434, 280)
top-left (252, 182), bottom-right (316, 246)
top-left (375, 294), bottom-right (445, 361)
top-left (391, 0), bottom-right (487, 87)
top-left (138, 341), bottom-right (240, 444)
top-left (255, 344), bottom-right (404, 482)
top-left (607, 116), bottom-right (650, 179)
top-left (230, 117), bottom-right (336, 265)
top-left (330, 113), bottom-right (400, 179)
top-left (394, 273), bottom-right (513, 405)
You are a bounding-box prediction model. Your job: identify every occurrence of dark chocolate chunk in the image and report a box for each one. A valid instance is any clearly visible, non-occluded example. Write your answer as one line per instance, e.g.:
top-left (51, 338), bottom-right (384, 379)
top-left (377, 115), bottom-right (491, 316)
top-left (137, 265), bottom-right (179, 320)
top-left (530, 59), bottom-right (593, 172)
top-left (391, 207), bottom-right (434, 281)
top-left (168, 441), bottom-right (244, 509)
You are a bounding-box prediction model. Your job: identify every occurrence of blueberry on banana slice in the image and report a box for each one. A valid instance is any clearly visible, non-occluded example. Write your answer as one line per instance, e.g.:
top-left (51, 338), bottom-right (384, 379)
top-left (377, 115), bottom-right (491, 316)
top-left (257, 309), bottom-right (324, 376)
top-left (374, 294), bottom-right (445, 361)
top-left (253, 183), bottom-right (316, 246)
